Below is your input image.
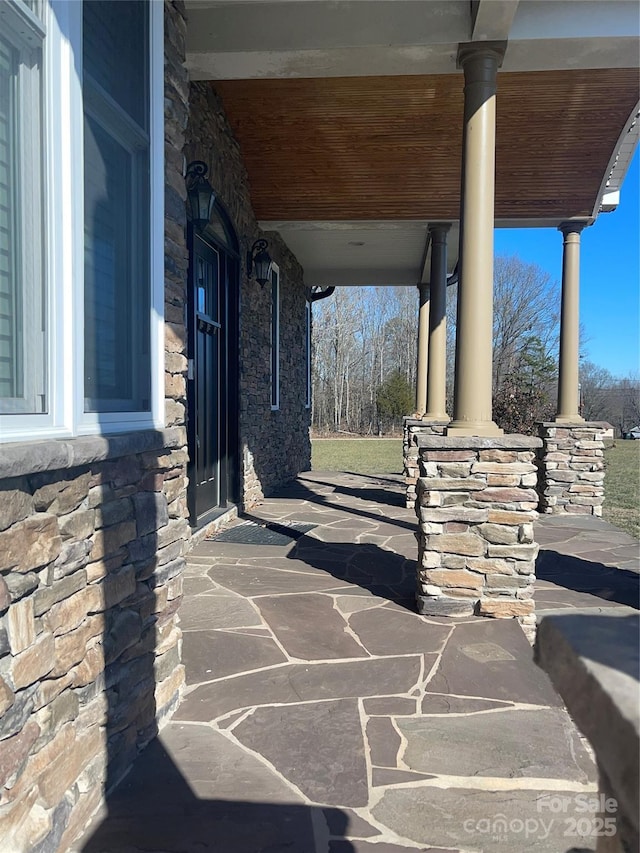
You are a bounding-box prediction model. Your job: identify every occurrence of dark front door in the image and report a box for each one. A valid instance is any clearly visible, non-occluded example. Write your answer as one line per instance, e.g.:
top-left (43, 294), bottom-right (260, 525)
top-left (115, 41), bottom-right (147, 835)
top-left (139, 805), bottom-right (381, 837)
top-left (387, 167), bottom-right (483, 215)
top-left (187, 226), bottom-right (239, 526)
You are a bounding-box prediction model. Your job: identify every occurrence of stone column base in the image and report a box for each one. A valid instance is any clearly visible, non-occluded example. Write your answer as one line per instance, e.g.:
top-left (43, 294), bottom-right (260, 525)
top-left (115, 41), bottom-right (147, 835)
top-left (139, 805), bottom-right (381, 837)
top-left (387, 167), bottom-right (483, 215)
top-left (537, 421), bottom-right (609, 515)
top-left (414, 434), bottom-right (542, 627)
top-left (403, 417), bottom-right (448, 508)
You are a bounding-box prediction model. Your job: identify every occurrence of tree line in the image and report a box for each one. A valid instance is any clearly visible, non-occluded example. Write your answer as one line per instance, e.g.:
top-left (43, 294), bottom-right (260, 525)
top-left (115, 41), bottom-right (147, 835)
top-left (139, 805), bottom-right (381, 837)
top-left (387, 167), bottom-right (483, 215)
top-left (579, 363), bottom-right (640, 436)
top-left (310, 254), bottom-right (639, 436)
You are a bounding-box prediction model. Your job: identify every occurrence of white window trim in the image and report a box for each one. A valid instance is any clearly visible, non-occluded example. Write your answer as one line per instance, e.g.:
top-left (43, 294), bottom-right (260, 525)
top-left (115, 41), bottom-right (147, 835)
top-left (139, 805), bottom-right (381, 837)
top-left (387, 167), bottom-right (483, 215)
top-left (0, 0), bottom-right (164, 444)
top-left (0, 0), bottom-right (64, 442)
top-left (270, 262), bottom-right (280, 411)
top-left (77, 0), bottom-right (164, 435)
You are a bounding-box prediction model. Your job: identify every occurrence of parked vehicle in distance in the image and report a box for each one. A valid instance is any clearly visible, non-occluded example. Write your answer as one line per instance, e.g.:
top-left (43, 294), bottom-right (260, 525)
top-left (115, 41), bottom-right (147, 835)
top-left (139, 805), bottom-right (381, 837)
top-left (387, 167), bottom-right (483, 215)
top-left (623, 426), bottom-right (640, 439)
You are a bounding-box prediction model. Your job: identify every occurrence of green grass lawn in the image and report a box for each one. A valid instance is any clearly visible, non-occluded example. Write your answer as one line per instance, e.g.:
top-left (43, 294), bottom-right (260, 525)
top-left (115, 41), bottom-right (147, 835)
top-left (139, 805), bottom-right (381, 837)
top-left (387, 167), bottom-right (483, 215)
top-left (603, 441), bottom-right (640, 539)
top-left (311, 438), bottom-right (403, 475)
top-left (311, 437), bottom-right (640, 539)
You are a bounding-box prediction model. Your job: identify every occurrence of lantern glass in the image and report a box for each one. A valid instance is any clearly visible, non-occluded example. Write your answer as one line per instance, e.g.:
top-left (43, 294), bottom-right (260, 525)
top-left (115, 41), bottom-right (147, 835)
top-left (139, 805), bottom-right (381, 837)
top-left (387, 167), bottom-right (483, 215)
top-left (254, 248), bottom-right (273, 286)
top-left (196, 186), bottom-right (215, 226)
top-left (186, 161), bottom-right (215, 230)
top-left (247, 239), bottom-right (273, 287)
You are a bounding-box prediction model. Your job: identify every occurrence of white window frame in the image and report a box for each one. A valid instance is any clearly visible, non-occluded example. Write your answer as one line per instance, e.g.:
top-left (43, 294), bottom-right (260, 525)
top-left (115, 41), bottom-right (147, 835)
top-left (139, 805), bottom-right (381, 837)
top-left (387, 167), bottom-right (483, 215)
top-left (270, 262), bottom-right (280, 411)
top-left (77, 0), bottom-right (164, 434)
top-left (0, 0), bottom-right (48, 433)
top-left (0, 0), bottom-right (164, 444)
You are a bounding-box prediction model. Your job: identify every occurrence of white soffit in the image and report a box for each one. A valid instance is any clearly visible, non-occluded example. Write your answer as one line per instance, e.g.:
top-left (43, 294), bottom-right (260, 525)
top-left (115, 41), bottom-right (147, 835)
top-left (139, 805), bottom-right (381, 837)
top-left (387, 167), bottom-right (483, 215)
top-left (184, 0), bottom-right (639, 80)
top-left (261, 221), bottom-right (460, 287)
top-left (594, 107), bottom-right (640, 216)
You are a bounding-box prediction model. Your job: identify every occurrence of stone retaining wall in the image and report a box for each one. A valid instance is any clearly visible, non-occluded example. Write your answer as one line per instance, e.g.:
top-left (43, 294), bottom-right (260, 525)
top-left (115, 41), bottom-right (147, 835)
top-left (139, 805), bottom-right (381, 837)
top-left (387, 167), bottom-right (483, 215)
top-left (415, 435), bottom-right (541, 629)
top-left (537, 422), bottom-right (608, 516)
top-left (536, 613), bottom-right (639, 853)
top-left (403, 418), bottom-right (448, 509)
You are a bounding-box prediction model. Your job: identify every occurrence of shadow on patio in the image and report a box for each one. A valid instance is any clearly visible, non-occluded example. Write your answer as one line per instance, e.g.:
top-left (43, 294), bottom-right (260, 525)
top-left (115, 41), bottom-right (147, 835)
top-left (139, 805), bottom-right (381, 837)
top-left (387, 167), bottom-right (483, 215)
top-left (76, 471), bottom-right (638, 852)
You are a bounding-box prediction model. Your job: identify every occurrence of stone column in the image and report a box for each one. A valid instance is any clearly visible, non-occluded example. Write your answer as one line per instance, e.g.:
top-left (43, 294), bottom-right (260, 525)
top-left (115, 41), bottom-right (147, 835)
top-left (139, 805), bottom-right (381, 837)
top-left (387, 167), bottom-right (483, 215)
top-left (425, 224), bottom-right (450, 421)
top-left (556, 222), bottom-right (587, 422)
top-left (415, 434), bottom-right (541, 630)
top-left (415, 283), bottom-right (430, 415)
top-left (537, 421), bottom-right (607, 515)
top-left (403, 417), bottom-right (448, 509)
top-left (448, 43), bottom-right (505, 437)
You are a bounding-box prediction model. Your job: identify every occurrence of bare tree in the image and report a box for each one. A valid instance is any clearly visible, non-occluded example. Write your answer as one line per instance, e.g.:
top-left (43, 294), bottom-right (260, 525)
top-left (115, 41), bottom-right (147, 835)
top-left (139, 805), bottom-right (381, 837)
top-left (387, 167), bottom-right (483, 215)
top-left (580, 360), bottom-right (615, 421)
top-left (614, 376), bottom-right (640, 435)
top-left (311, 286), bottom-right (417, 433)
top-left (447, 254), bottom-right (560, 410)
top-left (312, 256), bottom-right (563, 435)
top-left (491, 255), bottom-right (559, 388)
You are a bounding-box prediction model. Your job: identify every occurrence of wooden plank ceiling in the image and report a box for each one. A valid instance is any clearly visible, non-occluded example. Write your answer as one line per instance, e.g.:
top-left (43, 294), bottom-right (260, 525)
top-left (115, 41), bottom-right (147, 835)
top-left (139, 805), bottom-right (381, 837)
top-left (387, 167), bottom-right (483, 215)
top-left (213, 69), bottom-right (639, 221)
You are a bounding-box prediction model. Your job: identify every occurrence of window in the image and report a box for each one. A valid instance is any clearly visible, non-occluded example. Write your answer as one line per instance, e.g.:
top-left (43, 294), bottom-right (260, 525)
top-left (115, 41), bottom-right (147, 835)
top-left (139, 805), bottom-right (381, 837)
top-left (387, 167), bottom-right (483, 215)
top-left (0, 1), bottom-right (45, 416)
top-left (0, 0), bottom-right (164, 442)
top-left (305, 300), bottom-right (311, 409)
top-left (270, 263), bottom-right (280, 410)
top-left (83, 0), bottom-right (150, 413)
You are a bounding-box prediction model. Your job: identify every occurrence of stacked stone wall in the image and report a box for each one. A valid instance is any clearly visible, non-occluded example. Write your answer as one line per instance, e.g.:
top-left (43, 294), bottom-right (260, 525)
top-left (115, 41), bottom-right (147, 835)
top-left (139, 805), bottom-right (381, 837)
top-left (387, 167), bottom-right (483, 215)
top-left (537, 422), bottom-right (608, 516)
top-left (164, 0), bottom-right (190, 436)
top-left (185, 84), bottom-right (311, 509)
top-left (403, 418), bottom-right (448, 508)
top-left (415, 436), bottom-right (541, 628)
top-left (0, 431), bottom-right (189, 852)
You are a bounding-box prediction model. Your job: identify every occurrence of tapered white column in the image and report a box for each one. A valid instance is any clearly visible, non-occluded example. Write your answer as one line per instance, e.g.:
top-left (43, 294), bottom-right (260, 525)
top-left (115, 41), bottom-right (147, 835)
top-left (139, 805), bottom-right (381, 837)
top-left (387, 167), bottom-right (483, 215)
top-left (556, 222), bottom-right (587, 422)
top-left (415, 283), bottom-right (430, 415)
top-left (449, 43), bottom-right (505, 436)
top-left (425, 224), bottom-right (450, 420)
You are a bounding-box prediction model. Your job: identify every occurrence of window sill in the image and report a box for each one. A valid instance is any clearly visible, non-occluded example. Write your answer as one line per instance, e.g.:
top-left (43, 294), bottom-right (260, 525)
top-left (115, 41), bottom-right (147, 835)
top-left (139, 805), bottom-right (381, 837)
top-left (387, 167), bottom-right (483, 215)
top-left (0, 426), bottom-right (186, 480)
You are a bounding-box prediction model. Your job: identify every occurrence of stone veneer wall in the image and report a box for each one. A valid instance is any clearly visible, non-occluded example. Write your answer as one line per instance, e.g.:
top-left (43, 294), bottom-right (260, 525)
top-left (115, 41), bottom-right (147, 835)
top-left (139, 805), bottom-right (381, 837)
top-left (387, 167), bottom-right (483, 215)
top-left (403, 418), bottom-right (448, 509)
top-left (537, 422), bottom-right (608, 516)
top-left (0, 3), bottom-right (190, 850)
top-left (0, 433), bottom-right (189, 852)
top-left (185, 83), bottom-right (311, 508)
top-left (415, 436), bottom-right (541, 628)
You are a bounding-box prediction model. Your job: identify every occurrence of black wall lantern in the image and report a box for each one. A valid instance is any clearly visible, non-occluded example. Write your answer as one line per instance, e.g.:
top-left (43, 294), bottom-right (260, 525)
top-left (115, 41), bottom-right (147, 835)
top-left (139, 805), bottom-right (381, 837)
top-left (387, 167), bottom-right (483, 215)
top-left (185, 161), bottom-right (216, 230)
top-left (247, 239), bottom-right (273, 287)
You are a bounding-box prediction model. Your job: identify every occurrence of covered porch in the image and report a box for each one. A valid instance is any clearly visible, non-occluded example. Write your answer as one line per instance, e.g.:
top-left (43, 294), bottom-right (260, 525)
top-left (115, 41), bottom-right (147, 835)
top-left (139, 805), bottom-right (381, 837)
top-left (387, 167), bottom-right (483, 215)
top-left (76, 470), bottom-right (639, 852)
top-left (193, 0), bottom-right (639, 442)
top-left (183, 0), bottom-right (639, 621)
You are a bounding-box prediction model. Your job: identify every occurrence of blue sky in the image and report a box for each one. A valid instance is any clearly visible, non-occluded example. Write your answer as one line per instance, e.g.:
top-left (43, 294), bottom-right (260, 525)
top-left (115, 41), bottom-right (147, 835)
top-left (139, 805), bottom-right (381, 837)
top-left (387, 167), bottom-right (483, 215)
top-left (494, 149), bottom-right (639, 379)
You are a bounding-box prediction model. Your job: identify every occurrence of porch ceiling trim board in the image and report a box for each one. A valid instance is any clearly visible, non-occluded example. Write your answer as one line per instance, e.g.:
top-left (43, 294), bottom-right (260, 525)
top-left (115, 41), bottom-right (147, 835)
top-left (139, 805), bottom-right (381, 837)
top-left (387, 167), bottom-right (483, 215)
top-left (184, 0), bottom-right (639, 79)
top-left (214, 69), bottom-right (639, 222)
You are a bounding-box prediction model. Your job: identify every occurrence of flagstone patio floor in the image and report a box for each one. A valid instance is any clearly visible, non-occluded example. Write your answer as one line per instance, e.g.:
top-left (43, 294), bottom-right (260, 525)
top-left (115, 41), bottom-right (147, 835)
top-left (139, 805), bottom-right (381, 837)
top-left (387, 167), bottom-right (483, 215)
top-left (77, 471), bottom-right (639, 853)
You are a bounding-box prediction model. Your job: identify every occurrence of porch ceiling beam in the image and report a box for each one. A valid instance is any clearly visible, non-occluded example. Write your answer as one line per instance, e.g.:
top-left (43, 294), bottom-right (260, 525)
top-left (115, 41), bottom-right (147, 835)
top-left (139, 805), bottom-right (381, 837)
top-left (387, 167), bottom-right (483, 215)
top-left (470, 1), bottom-right (519, 43)
top-left (185, 0), bottom-right (639, 78)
